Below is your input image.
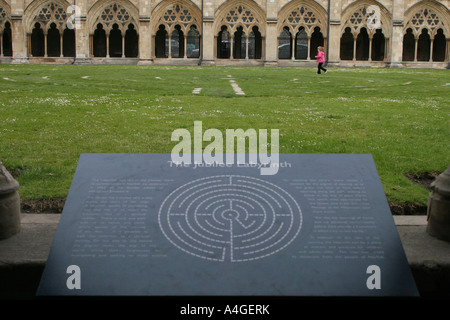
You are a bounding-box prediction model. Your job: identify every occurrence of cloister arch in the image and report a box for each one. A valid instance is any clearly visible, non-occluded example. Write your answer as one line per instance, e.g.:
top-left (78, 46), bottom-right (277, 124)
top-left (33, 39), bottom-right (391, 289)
top-left (277, 0), bottom-right (327, 61)
top-left (152, 0), bottom-right (202, 59)
top-left (340, 0), bottom-right (391, 62)
top-left (24, 0), bottom-right (75, 57)
top-left (88, 0), bottom-right (139, 58)
top-left (402, 0), bottom-right (449, 62)
top-left (214, 0), bottom-right (265, 59)
top-left (0, 0), bottom-right (12, 56)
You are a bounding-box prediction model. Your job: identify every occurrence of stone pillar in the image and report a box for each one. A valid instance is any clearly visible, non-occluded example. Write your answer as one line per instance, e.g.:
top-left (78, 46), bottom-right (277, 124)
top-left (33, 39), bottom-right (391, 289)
top-left (0, 161), bottom-right (20, 239)
top-left (390, 0), bottom-right (405, 67)
top-left (10, 14), bottom-right (27, 63)
top-left (202, 18), bottom-right (214, 63)
top-left (10, 0), bottom-right (27, 63)
top-left (264, 21), bottom-right (277, 65)
top-left (264, 0), bottom-right (278, 65)
top-left (328, 0), bottom-right (342, 64)
top-left (328, 22), bottom-right (341, 63)
top-left (138, 16), bottom-right (151, 64)
top-left (427, 166), bottom-right (450, 242)
top-left (199, 0), bottom-right (215, 64)
top-left (74, 0), bottom-right (91, 64)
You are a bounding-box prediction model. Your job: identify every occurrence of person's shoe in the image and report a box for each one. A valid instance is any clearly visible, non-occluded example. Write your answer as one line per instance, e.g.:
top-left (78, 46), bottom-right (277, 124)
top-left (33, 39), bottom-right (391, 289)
top-left (324, 70), bottom-right (328, 74)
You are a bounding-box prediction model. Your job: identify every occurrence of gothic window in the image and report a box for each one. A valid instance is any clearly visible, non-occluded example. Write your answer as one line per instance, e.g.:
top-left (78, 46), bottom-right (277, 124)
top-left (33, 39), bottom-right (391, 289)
top-left (0, 6), bottom-right (6, 21)
top-left (163, 3), bottom-right (194, 25)
top-left (30, 3), bottom-right (75, 57)
top-left (109, 23), bottom-right (122, 57)
top-left (91, 3), bottom-right (138, 58)
top-left (36, 2), bottom-right (67, 29)
top-left (217, 3), bottom-right (262, 59)
top-left (171, 25), bottom-right (184, 58)
top-left (402, 28), bottom-right (415, 61)
top-left (295, 27), bottom-right (307, 60)
top-left (417, 29), bottom-right (430, 61)
top-left (31, 23), bottom-right (45, 56)
top-left (0, 6), bottom-right (12, 56)
top-left (356, 27), bottom-right (369, 60)
top-left (63, 27), bottom-right (75, 57)
top-left (125, 24), bottom-right (138, 58)
top-left (310, 27), bottom-right (324, 59)
top-left (286, 6), bottom-right (322, 31)
top-left (233, 26), bottom-right (245, 59)
top-left (217, 26), bottom-right (230, 59)
top-left (186, 25), bottom-right (200, 58)
top-left (225, 5), bottom-right (256, 28)
top-left (155, 24), bottom-right (168, 58)
top-left (347, 6), bottom-right (383, 33)
top-left (278, 27), bottom-right (291, 59)
top-left (279, 5), bottom-right (325, 60)
top-left (93, 23), bottom-right (106, 57)
top-left (433, 29), bottom-right (446, 62)
top-left (154, 3), bottom-right (200, 58)
top-left (340, 27), bottom-right (353, 60)
top-left (2, 21), bottom-right (12, 56)
top-left (371, 29), bottom-right (385, 61)
top-left (404, 6), bottom-right (447, 62)
top-left (248, 26), bottom-right (261, 59)
top-left (47, 22), bottom-right (60, 57)
top-left (100, 3), bottom-right (131, 29)
top-left (408, 8), bottom-right (444, 34)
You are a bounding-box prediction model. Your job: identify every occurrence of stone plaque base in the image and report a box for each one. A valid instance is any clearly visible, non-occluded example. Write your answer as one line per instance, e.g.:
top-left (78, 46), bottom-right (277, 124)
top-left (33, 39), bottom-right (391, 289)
top-left (37, 153), bottom-right (418, 297)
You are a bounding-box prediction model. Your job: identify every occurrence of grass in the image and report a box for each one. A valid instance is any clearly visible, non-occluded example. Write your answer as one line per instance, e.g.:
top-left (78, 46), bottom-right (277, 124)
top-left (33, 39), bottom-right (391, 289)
top-left (0, 64), bottom-right (449, 210)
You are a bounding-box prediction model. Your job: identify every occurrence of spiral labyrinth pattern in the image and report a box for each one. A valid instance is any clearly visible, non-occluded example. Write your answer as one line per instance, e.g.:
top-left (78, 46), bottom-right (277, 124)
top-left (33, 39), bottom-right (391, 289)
top-left (158, 175), bottom-right (303, 262)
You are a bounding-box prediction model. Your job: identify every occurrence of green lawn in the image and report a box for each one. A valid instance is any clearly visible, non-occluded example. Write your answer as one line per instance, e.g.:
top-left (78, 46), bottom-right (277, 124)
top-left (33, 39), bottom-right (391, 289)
top-left (0, 64), bottom-right (449, 210)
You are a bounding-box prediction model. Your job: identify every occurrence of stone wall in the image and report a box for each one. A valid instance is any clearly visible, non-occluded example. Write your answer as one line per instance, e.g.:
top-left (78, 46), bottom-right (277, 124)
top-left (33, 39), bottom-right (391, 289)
top-left (0, 0), bottom-right (448, 67)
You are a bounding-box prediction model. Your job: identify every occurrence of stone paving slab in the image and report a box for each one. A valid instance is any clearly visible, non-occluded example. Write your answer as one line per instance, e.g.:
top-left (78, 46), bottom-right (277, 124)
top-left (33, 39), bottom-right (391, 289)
top-left (0, 214), bottom-right (449, 299)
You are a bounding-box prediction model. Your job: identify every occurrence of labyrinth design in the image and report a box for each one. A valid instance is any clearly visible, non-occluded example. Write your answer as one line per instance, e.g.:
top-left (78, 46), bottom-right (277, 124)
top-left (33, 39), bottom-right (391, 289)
top-left (158, 175), bottom-right (303, 262)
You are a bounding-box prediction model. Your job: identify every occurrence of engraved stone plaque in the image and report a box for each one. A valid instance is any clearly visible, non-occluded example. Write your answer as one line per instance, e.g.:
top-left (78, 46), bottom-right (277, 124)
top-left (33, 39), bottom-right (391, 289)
top-left (37, 153), bottom-right (419, 297)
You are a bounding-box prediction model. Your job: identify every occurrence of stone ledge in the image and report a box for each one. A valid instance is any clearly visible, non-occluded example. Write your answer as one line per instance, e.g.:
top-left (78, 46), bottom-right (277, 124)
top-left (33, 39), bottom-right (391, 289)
top-left (0, 214), bottom-right (449, 299)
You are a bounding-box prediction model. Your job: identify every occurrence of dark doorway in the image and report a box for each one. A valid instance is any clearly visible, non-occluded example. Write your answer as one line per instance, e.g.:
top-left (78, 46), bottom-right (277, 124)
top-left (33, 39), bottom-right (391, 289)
top-left (31, 23), bottom-right (45, 57)
top-left (93, 24), bottom-right (106, 57)
top-left (125, 24), bottom-right (138, 57)
top-left (2, 21), bottom-right (12, 56)
top-left (340, 27), bottom-right (353, 60)
top-left (47, 22), bottom-right (60, 57)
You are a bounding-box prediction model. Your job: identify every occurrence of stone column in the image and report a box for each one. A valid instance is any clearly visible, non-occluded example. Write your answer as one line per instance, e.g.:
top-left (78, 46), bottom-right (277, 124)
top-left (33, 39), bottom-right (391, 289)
top-left (201, 18), bottom-right (214, 63)
top-left (10, 14), bottom-right (27, 63)
top-left (0, 161), bottom-right (20, 240)
top-left (427, 166), bottom-right (450, 242)
top-left (74, 0), bottom-right (91, 64)
top-left (138, 16), bottom-right (151, 64)
top-left (390, 0), bottom-right (405, 67)
top-left (264, 0), bottom-right (278, 65)
top-left (327, 0), bottom-right (342, 64)
top-left (199, 0), bottom-right (215, 64)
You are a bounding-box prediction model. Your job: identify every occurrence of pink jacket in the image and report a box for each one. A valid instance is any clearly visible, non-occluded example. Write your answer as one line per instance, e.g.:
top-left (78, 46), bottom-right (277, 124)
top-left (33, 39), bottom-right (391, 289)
top-left (315, 51), bottom-right (325, 63)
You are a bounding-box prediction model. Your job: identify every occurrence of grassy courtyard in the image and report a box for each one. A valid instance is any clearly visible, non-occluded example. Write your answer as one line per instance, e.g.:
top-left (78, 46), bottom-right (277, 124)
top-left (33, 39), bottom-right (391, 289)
top-left (0, 64), bottom-right (449, 212)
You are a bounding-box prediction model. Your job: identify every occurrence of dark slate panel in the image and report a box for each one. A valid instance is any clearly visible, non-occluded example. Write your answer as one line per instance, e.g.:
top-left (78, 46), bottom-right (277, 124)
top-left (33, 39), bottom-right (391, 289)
top-left (37, 153), bottom-right (419, 297)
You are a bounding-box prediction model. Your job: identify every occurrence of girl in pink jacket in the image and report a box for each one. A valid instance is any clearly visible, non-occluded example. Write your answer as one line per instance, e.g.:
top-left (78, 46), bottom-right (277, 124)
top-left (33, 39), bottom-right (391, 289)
top-left (315, 46), bottom-right (327, 74)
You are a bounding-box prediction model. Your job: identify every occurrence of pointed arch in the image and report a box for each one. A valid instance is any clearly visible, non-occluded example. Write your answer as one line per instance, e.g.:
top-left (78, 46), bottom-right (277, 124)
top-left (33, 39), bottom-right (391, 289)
top-left (404, 0), bottom-right (450, 38)
top-left (24, 0), bottom-right (72, 33)
top-left (340, 0), bottom-right (391, 38)
top-left (88, 0), bottom-right (139, 35)
top-left (214, 0), bottom-right (265, 36)
top-left (151, 0), bottom-right (202, 35)
top-left (277, 0), bottom-right (327, 37)
top-left (0, 0), bottom-right (11, 33)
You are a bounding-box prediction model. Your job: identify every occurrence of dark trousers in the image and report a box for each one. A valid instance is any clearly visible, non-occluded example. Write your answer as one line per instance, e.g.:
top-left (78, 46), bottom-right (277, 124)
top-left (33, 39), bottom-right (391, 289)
top-left (318, 63), bottom-right (327, 74)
